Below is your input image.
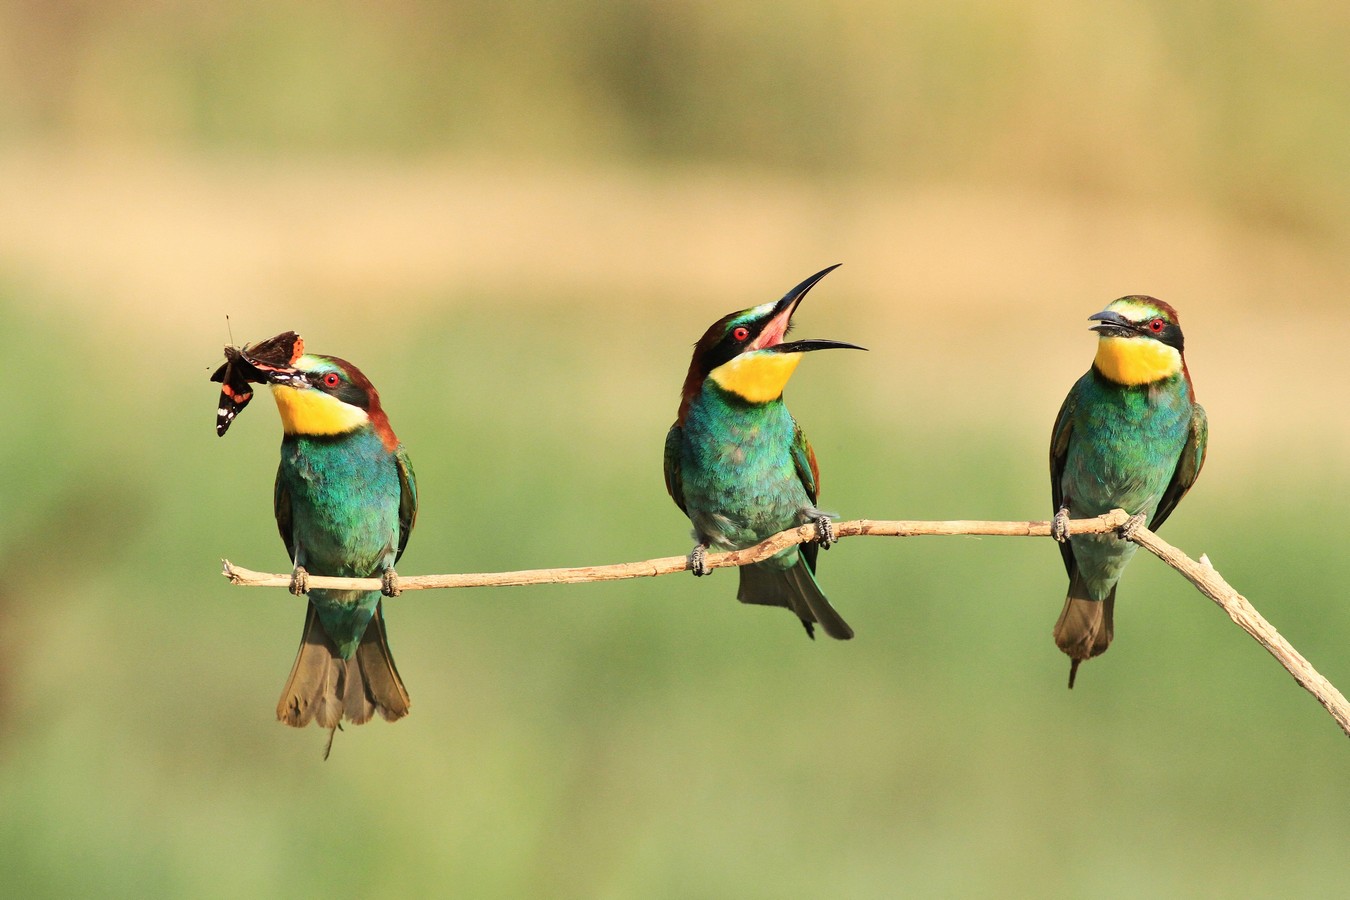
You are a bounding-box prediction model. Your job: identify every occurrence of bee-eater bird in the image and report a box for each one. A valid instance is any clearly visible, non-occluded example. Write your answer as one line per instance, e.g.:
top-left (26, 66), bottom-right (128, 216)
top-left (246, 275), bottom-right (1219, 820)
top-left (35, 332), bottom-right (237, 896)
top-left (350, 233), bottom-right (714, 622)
top-left (1050, 296), bottom-right (1207, 687)
top-left (664, 264), bottom-right (864, 639)
top-left (261, 352), bottom-right (417, 741)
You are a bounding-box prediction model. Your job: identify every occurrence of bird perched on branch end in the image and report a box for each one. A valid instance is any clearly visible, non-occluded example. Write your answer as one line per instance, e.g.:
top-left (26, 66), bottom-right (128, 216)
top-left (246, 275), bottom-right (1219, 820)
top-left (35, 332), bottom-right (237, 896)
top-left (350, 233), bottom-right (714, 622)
top-left (1050, 297), bottom-right (1207, 687)
top-left (215, 339), bottom-right (417, 755)
top-left (664, 264), bottom-right (865, 640)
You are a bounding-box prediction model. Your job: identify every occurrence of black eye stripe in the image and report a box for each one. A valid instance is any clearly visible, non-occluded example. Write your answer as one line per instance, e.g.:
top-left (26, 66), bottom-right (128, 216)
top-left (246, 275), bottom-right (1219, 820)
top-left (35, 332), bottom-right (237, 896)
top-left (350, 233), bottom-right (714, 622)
top-left (1139, 317), bottom-right (1184, 351)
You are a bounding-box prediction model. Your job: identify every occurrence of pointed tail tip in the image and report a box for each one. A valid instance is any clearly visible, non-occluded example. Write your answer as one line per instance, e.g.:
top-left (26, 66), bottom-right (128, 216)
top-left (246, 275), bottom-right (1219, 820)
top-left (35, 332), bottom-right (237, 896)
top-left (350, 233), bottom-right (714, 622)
top-left (322, 725), bottom-right (339, 760)
top-left (1067, 658), bottom-right (1082, 689)
top-left (802, 617), bottom-right (855, 640)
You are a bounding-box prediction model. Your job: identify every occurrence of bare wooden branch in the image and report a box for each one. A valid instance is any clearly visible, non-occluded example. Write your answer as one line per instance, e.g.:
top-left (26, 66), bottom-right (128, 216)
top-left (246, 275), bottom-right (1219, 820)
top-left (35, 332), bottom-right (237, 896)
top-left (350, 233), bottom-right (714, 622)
top-left (220, 506), bottom-right (1350, 738)
top-left (1125, 524), bottom-right (1350, 737)
top-left (221, 511), bottom-right (1131, 591)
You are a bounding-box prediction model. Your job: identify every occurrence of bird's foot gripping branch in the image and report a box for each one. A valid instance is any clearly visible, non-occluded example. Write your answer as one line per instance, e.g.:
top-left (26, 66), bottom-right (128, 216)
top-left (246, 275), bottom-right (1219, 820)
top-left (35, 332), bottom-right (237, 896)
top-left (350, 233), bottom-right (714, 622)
top-left (222, 508), bottom-right (1350, 739)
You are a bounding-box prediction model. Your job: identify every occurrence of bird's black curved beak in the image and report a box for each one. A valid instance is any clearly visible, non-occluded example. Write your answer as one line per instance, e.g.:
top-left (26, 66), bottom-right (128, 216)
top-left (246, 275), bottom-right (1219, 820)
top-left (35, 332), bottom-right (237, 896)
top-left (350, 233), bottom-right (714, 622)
top-left (772, 263), bottom-right (843, 321)
top-left (1088, 309), bottom-right (1136, 336)
top-left (769, 264), bottom-right (865, 353)
top-left (752, 264), bottom-right (859, 351)
top-left (770, 339), bottom-right (868, 354)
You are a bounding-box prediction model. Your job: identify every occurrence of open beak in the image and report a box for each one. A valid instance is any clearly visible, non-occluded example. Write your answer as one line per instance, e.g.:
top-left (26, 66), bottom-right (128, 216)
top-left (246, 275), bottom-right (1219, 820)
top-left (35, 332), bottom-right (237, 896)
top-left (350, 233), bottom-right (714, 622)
top-left (770, 338), bottom-right (867, 354)
top-left (749, 264), bottom-right (840, 349)
top-left (1088, 309), bottom-right (1137, 337)
top-left (777, 264), bottom-right (842, 317)
top-left (752, 263), bottom-right (864, 352)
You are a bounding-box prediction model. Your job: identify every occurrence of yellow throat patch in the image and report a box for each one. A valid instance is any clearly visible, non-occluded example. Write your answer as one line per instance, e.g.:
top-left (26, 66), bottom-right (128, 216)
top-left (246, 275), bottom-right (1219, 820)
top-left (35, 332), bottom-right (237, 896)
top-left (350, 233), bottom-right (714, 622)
top-left (708, 351), bottom-right (803, 403)
top-left (1093, 336), bottom-right (1182, 385)
top-left (271, 384), bottom-right (369, 435)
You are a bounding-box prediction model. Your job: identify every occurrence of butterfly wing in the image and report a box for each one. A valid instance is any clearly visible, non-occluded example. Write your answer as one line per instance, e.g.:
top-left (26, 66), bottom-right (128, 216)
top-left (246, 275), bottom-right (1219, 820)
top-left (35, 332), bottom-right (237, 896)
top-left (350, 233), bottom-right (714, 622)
top-left (212, 347), bottom-right (257, 436)
top-left (241, 331), bottom-right (303, 369)
top-left (210, 332), bottom-right (304, 436)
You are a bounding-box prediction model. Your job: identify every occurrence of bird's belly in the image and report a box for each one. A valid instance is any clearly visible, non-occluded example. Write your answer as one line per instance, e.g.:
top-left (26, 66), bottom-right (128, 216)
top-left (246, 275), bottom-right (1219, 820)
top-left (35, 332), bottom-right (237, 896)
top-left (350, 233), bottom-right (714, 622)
top-left (281, 450), bottom-right (400, 578)
top-left (1060, 395), bottom-right (1189, 597)
top-left (1063, 439), bottom-right (1176, 520)
top-left (681, 448), bottom-right (810, 550)
top-left (1061, 382), bottom-right (1191, 519)
top-left (687, 492), bottom-right (806, 549)
top-left (679, 393), bottom-right (817, 556)
top-left (293, 509), bottom-right (396, 576)
top-left (287, 478), bottom-right (397, 646)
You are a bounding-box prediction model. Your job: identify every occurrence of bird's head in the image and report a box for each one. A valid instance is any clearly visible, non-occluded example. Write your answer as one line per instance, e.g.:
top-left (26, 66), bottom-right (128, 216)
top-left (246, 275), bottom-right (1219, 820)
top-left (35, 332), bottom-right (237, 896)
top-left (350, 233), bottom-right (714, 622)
top-left (678, 264), bottom-right (865, 419)
top-left (1088, 296), bottom-right (1187, 386)
top-left (267, 354), bottom-right (398, 449)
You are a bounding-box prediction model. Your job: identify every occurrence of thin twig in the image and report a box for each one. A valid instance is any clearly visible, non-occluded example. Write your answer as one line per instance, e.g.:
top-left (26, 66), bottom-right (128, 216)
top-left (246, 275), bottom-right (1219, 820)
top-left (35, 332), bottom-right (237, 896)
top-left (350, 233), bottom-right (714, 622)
top-left (220, 507), bottom-right (1350, 738)
top-left (1125, 524), bottom-right (1350, 737)
top-left (221, 511), bottom-right (1130, 591)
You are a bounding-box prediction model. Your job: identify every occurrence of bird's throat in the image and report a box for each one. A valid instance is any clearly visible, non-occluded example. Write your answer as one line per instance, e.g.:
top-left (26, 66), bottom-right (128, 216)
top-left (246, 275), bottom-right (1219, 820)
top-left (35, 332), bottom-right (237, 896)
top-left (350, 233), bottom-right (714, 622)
top-left (708, 351), bottom-right (803, 404)
top-left (271, 385), bottom-right (369, 436)
top-left (1093, 336), bottom-right (1182, 386)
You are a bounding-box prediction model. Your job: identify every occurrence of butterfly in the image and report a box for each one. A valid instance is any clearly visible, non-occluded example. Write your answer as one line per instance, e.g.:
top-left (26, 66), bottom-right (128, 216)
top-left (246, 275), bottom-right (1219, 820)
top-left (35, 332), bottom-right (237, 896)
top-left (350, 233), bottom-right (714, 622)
top-left (210, 331), bottom-right (305, 436)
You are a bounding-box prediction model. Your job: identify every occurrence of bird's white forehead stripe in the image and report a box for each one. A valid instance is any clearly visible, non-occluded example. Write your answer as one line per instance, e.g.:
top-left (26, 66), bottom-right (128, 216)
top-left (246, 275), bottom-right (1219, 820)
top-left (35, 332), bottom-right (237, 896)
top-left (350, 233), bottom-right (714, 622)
top-left (1105, 299), bottom-right (1162, 323)
top-left (748, 301), bottom-right (776, 319)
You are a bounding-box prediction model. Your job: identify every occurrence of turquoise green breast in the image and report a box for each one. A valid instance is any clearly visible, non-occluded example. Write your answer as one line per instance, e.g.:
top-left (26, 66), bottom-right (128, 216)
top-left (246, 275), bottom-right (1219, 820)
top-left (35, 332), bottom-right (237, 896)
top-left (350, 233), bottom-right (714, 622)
top-left (679, 383), bottom-right (810, 567)
top-left (278, 426), bottom-right (402, 657)
top-left (1063, 370), bottom-right (1194, 597)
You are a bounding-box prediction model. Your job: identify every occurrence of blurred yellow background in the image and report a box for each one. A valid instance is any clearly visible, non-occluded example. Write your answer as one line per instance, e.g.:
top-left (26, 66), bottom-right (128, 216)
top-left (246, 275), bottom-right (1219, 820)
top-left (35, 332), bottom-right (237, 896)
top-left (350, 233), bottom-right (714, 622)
top-left (2, 2), bottom-right (1349, 896)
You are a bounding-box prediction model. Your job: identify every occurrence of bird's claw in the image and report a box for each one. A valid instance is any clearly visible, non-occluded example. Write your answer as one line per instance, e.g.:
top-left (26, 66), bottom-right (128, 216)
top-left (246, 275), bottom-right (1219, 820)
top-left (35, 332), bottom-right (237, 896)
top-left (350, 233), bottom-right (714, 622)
top-left (689, 544), bottom-right (712, 577)
top-left (381, 568), bottom-right (401, 597)
top-left (1118, 513), bottom-right (1148, 541)
top-left (289, 566), bottom-right (309, 595)
top-left (813, 515), bottom-right (836, 549)
top-left (1052, 507), bottom-right (1071, 543)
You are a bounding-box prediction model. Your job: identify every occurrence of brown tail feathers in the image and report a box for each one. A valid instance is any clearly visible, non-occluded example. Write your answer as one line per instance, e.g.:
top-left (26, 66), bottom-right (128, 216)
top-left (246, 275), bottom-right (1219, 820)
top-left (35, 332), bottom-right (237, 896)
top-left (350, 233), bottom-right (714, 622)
top-left (1053, 570), bottom-right (1115, 689)
top-left (276, 601), bottom-right (410, 729)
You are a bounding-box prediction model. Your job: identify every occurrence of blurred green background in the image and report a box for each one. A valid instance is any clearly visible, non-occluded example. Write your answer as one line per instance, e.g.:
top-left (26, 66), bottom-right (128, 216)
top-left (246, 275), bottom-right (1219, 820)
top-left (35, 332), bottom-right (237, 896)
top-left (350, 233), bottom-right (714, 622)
top-left (3, 1), bottom-right (1350, 897)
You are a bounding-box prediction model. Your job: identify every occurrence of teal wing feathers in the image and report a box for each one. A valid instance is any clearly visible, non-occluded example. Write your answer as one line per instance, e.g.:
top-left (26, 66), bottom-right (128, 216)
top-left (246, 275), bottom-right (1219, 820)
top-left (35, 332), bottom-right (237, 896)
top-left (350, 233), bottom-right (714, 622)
top-left (789, 416), bottom-right (819, 505)
top-left (789, 416), bottom-right (821, 573)
top-left (663, 423), bottom-right (687, 514)
top-left (395, 444), bottom-right (417, 564)
top-left (274, 472), bottom-right (295, 563)
top-left (1049, 386), bottom-right (1078, 578)
top-left (1150, 402), bottom-right (1208, 532)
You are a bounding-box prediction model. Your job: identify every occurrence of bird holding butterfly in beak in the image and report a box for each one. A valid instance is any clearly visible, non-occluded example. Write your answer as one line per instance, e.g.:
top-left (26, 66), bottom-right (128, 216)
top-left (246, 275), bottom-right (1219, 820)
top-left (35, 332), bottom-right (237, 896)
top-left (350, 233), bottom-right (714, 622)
top-left (213, 335), bottom-right (416, 752)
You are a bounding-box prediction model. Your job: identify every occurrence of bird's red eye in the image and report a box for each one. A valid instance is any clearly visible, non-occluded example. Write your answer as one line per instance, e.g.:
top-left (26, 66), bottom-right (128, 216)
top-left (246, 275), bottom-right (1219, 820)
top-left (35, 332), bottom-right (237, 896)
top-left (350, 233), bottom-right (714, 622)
top-left (732, 326), bottom-right (751, 342)
top-left (1148, 318), bottom-right (1165, 333)
top-left (322, 372), bottom-right (341, 388)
